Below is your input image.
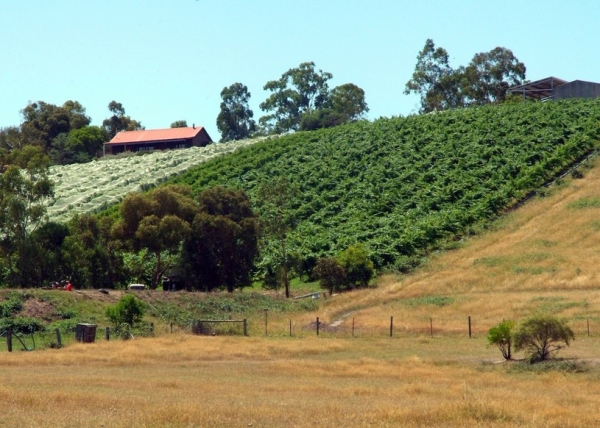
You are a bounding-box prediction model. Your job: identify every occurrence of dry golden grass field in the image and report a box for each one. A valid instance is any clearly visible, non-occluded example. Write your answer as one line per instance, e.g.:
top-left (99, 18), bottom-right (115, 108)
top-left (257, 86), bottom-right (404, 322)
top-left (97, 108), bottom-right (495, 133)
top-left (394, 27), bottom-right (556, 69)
top-left (5, 160), bottom-right (600, 427)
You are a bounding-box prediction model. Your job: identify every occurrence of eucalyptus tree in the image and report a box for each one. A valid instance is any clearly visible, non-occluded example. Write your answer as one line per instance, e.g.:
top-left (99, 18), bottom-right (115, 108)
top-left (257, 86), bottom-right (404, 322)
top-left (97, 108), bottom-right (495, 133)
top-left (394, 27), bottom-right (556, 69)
top-left (404, 39), bottom-right (463, 113)
top-left (0, 146), bottom-right (54, 287)
top-left (216, 83), bottom-right (256, 141)
top-left (405, 39), bottom-right (526, 112)
top-left (112, 185), bottom-right (197, 289)
top-left (182, 186), bottom-right (259, 292)
top-left (260, 62), bottom-right (332, 134)
top-left (102, 101), bottom-right (143, 139)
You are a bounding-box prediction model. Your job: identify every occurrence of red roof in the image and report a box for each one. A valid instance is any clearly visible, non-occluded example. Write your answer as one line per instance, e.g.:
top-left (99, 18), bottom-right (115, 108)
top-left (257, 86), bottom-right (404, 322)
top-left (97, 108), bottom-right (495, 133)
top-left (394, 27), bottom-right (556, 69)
top-left (106, 126), bottom-right (208, 145)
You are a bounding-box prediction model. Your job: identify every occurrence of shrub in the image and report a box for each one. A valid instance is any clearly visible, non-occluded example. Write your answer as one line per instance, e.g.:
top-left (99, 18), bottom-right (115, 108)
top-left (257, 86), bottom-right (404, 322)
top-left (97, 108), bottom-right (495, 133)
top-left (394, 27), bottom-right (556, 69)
top-left (105, 294), bottom-right (145, 328)
top-left (0, 293), bottom-right (24, 317)
top-left (513, 315), bottom-right (574, 363)
top-left (0, 317), bottom-right (45, 335)
top-left (336, 244), bottom-right (374, 288)
top-left (487, 320), bottom-right (515, 360)
top-left (314, 257), bottom-right (346, 295)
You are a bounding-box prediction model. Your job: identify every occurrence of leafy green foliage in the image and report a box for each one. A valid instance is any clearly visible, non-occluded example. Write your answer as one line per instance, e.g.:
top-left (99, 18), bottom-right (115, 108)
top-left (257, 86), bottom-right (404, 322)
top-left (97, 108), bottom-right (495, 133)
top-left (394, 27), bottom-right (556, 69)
top-left (336, 244), bottom-right (374, 288)
top-left (299, 108), bottom-right (347, 131)
top-left (0, 316), bottom-right (45, 335)
top-left (105, 294), bottom-right (146, 327)
top-left (0, 146), bottom-right (54, 287)
top-left (314, 257), bottom-right (346, 295)
top-left (405, 39), bottom-right (526, 113)
top-left (19, 100), bottom-right (91, 150)
top-left (217, 83), bottom-right (257, 142)
top-left (513, 315), bottom-right (575, 363)
top-left (112, 185), bottom-right (196, 289)
top-left (181, 187), bottom-right (259, 292)
top-left (0, 292), bottom-right (24, 317)
top-left (170, 120), bottom-right (188, 128)
top-left (170, 98), bottom-right (600, 273)
top-left (259, 61), bottom-right (333, 133)
top-left (487, 320), bottom-right (515, 360)
top-left (258, 177), bottom-right (298, 297)
top-left (102, 101), bottom-right (143, 139)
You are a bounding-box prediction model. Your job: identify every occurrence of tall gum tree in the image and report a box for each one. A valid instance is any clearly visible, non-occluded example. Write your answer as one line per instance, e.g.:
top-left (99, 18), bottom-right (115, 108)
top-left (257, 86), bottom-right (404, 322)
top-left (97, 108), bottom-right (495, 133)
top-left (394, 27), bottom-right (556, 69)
top-left (217, 83), bottom-right (257, 142)
top-left (259, 62), bottom-right (332, 134)
top-left (112, 185), bottom-right (197, 289)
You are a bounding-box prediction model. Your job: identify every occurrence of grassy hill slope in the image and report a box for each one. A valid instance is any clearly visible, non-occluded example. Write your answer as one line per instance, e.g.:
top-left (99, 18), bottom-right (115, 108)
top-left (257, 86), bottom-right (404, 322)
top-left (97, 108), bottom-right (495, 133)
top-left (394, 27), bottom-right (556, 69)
top-left (314, 155), bottom-right (600, 337)
top-left (170, 98), bottom-right (600, 271)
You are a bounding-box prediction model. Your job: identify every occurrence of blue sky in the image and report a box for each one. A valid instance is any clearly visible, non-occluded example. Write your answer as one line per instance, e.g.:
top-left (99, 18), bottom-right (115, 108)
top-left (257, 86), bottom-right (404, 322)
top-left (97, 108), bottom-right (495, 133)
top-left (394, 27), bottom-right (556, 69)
top-left (1, 0), bottom-right (599, 140)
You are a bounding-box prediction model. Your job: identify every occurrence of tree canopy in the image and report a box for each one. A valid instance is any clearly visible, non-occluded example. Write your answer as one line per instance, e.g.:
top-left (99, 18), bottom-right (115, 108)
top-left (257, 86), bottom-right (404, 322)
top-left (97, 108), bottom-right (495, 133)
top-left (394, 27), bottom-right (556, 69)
top-left (20, 100), bottom-right (91, 150)
top-left (112, 185), bottom-right (196, 289)
top-left (170, 120), bottom-right (188, 128)
top-left (182, 186), bottom-right (259, 292)
top-left (259, 62), bottom-right (370, 134)
top-left (0, 146), bottom-right (54, 287)
top-left (405, 39), bottom-right (526, 113)
top-left (216, 83), bottom-right (257, 142)
top-left (102, 101), bottom-right (143, 139)
top-left (259, 62), bottom-right (333, 134)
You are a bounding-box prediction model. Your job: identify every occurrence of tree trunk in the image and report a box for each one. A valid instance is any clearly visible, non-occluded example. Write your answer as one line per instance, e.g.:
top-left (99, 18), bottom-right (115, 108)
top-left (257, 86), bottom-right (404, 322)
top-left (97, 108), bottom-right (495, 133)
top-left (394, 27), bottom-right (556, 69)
top-left (281, 238), bottom-right (289, 298)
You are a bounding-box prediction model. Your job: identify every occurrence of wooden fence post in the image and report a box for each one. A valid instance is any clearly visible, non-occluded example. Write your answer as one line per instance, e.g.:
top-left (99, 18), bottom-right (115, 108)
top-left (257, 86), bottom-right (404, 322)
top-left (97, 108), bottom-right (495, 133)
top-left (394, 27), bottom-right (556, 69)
top-left (468, 316), bottom-right (472, 338)
top-left (6, 330), bottom-right (12, 352)
top-left (430, 318), bottom-right (433, 338)
top-left (55, 328), bottom-right (62, 348)
top-left (289, 319), bottom-right (292, 337)
top-left (587, 319), bottom-right (590, 337)
top-left (390, 316), bottom-right (394, 337)
top-left (352, 318), bottom-right (355, 337)
top-left (243, 319), bottom-right (248, 336)
top-left (105, 327), bottom-right (110, 341)
top-left (316, 317), bottom-right (320, 337)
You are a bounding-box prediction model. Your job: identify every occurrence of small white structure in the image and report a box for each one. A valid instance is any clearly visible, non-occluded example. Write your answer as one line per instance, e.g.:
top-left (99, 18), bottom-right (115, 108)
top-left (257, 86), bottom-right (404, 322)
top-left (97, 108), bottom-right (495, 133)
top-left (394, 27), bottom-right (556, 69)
top-left (128, 283), bottom-right (146, 291)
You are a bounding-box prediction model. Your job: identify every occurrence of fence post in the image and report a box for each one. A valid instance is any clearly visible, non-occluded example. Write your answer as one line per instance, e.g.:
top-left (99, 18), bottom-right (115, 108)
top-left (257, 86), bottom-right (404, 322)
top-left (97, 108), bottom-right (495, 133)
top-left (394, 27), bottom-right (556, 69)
top-left (430, 318), bottom-right (433, 338)
top-left (6, 330), bottom-right (12, 352)
top-left (55, 328), bottom-right (62, 348)
top-left (352, 318), bottom-right (355, 337)
top-left (243, 319), bottom-right (247, 336)
top-left (105, 327), bottom-right (110, 341)
top-left (289, 319), bottom-right (292, 337)
top-left (468, 316), bottom-right (472, 338)
top-left (150, 322), bottom-right (154, 332)
top-left (264, 309), bottom-right (268, 336)
top-left (587, 318), bottom-right (590, 337)
top-left (390, 316), bottom-right (394, 337)
top-left (170, 322), bottom-right (173, 334)
top-left (316, 317), bottom-right (320, 337)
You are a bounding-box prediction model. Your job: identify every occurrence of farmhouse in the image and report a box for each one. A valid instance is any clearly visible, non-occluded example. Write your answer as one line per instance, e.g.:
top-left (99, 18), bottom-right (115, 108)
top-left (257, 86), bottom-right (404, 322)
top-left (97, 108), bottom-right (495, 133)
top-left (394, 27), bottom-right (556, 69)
top-left (507, 77), bottom-right (600, 101)
top-left (103, 125), bottom-right (212, 155)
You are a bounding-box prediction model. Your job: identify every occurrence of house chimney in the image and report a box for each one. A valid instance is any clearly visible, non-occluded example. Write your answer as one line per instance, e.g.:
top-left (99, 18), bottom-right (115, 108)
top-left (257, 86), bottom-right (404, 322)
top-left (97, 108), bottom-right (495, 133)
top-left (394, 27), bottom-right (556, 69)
top-left (193, 123), bottom-right (195, 129)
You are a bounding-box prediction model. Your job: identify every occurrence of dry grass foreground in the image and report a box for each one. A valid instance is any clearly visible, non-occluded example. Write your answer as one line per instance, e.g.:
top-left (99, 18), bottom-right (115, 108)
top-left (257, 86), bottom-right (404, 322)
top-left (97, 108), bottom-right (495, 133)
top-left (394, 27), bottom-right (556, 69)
top-left (2, 334), bottom-right (600, 427)
top-left (6, 161), bottom-right (600, 426)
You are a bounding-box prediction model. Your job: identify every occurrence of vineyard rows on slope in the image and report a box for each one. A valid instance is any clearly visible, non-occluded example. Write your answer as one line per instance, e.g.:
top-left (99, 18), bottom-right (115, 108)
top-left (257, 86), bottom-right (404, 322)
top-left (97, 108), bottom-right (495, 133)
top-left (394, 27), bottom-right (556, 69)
top-left (46, 137), bottom-right (264, 224)
top-left (169, 99), bottom-right (600, 271)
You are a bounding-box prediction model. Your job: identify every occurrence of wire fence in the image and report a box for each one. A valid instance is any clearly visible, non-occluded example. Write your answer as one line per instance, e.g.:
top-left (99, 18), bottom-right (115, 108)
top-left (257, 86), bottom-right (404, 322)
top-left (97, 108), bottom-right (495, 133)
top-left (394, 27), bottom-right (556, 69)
top-left (2, 315), bottom-right (598, 352)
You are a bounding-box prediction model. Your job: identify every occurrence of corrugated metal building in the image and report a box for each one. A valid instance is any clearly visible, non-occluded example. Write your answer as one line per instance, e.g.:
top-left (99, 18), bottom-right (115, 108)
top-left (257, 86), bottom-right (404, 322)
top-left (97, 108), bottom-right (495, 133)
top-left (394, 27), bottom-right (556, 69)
top-left (507, 77), bottom-right (600, 101)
